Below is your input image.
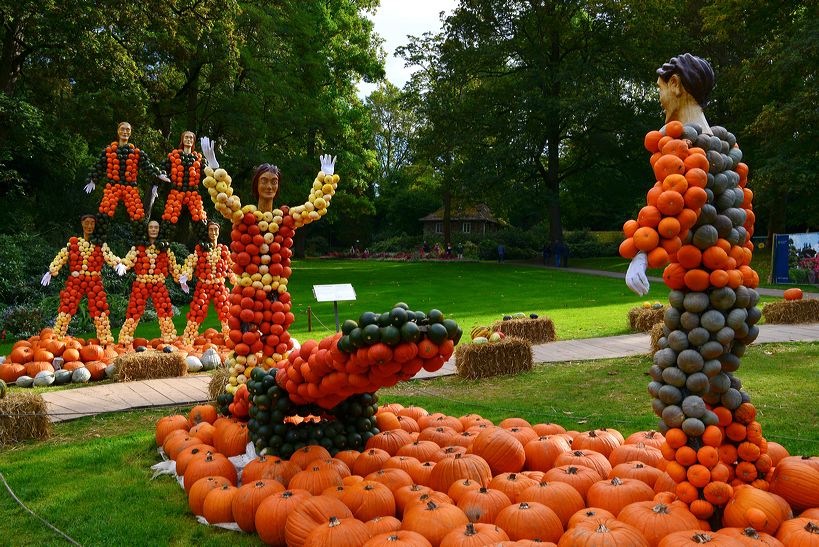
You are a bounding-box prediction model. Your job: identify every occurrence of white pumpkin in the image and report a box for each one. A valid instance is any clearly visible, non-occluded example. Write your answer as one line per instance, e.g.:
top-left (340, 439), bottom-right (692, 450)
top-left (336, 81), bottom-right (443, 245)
top-left (16, 375), bottom-right (34, 388)
top-left (200, 349), bottom-right (220, 371)
top-left (33, 371), bottom-right (55, 387)
top-left (72, 367), bottom-right (91, 383)
top-left (186, 355), bottom-right (203, 373)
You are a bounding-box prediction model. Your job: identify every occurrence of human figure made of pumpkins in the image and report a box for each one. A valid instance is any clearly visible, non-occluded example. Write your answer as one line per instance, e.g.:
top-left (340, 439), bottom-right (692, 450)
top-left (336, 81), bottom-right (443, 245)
top-left (199, 137), bottom-right (338, 383)
top-left (84, 122), bottom-right (170, 231)
top-left (622, 53), bottom-right (765, 521)
top-left (116, 220), bottom-right (189, 345)
top-left (159, 130), bottom-right (210, 243)
top-left (40, 214), bottom-right (122, 345)
top-left (179, 220), bottom-right (236, 344)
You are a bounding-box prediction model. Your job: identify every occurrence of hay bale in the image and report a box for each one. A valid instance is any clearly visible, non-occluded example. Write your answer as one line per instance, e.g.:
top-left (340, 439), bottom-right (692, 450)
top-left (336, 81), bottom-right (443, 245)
top-left (649, 322), bottom-right (665, 356)
top-left (628, 306), bottom-right (666, 332)
top-left (455, 337), bottom-right (533, 379)
top-left (209, 366), bottom-right (230, 401)
top-left (490, 317), bottom-right (556, 344)
top-left (0, 392), bottom-right (52, 446)
top-left (113, 350), bottom-right (187, 382)
top-left (762, 299), bottom-right (819, 324)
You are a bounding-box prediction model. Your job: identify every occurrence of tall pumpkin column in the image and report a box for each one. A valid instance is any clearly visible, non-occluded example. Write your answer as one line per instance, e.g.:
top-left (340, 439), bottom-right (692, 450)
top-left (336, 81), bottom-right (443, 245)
top-left (622, 54), bottom-right (765, 522)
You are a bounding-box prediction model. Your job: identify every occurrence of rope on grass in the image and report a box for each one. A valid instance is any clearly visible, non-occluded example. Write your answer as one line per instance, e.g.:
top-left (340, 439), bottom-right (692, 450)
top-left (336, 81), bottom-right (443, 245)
top-left (0, 471), bottom-right (81, 546)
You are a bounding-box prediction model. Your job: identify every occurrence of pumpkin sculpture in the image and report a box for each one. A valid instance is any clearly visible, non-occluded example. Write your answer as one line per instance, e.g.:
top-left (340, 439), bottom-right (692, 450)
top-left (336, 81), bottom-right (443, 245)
top-left (622, 53), bottom-right (767, 518)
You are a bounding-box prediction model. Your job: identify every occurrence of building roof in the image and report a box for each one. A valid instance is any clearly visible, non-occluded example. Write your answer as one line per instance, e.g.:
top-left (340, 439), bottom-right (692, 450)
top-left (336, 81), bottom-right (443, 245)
top-left (419, 203), bottom-right (500, 223)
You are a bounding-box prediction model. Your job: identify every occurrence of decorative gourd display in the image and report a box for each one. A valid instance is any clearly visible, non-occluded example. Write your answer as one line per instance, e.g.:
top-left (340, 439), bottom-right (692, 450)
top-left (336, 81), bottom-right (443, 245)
top-left (623, 113), bottom-right (768, 520)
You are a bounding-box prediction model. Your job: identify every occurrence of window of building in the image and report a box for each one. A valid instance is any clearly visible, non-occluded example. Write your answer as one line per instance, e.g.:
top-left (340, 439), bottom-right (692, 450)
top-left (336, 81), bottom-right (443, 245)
top-left (435, 222), bottom-right (442, 233)
top-left (462, 222), bottom-right (471, 233)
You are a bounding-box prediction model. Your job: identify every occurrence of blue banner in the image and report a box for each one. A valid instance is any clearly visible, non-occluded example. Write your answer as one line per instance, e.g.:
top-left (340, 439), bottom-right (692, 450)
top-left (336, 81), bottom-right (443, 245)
top-left (773, 234), bottom-right (791, 283)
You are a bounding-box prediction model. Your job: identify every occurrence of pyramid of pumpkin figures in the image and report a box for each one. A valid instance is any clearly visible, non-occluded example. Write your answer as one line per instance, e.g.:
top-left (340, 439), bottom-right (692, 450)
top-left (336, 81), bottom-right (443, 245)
top-left (621, 120), bottom-right (769, 519)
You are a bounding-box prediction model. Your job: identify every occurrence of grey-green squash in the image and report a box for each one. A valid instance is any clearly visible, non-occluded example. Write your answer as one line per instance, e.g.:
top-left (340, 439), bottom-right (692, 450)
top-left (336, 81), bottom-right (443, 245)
top-left (661, 405), bottom-right (685, 428)
top-left (685, 372), bottom-right (709, 394)
top-left (700, 341), bottom-right (725, 360)
top-left (683, 292), bottom-right (709, 313)
top-left (677, 350), bottom-right (704, 374)
top-left (0, 379), bottom-right (6, 399)
top-left (687, 327), bottom-right (710, 347)
top-left (16, 375), bottom-right (34, 388)
top-left (693, 225), bottom-right (719, 250)
top-left (201, 349), bottom-right (221, 371)
top-left (667, 330), bottom-right (689, 352)
top-left (681, 396), bottom-right (706, 418)
top-left (702, 359), bottom-right (722, 378)
top-left (658, 384), bottom-right (683, 405)
top-left (709, 373), bottom-right (731, 394)
top-left (680, 311), bottom-right (701, 330)
top-left (54, 370), bottom-right (72, 385)
top-left (661, 367), bottom-right (687, 388)
top-left (710, 287), bottom-right (736, 310)
top-left (701, 310), bottom-right (726, 333)
top-left (33, 371), bottom-right (55, 387)
top-left (682, 417), bottom-right (705, 437)
top-left (720, 388), bottom-right (742, 410)
top-left (72, 367), bottom-right (91, 383)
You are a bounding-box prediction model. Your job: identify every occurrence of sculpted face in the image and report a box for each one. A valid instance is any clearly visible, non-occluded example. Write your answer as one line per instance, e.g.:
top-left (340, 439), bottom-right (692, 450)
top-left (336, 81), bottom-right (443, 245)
top-left (81, 217), bottom-right (96, 238)
top-left (118, 122), bottom-right (132, 143)
top-left (181, 131), bottom-right (195, 150)
top-left (208, 222), bottom-right (220, 244)
top-left (147, 220), bottom-right (160, 241)
top-left (257, 171), bottom-right (279, 200)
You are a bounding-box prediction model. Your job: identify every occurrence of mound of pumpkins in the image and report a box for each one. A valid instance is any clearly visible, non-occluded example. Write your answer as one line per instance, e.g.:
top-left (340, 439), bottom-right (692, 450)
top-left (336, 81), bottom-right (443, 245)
top-left (154, 402), bottom-right (819, 546)
top-left (0, 327), bottom-right (230, 389)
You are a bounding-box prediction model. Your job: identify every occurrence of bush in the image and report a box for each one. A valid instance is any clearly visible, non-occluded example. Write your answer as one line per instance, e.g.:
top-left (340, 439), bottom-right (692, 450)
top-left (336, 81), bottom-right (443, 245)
top-left (1, 306), bottom-right (48, 339)
top-left (0, 233), bottom-right (61, 306)
top-left (305, 235), bottom-right (330, 257)
top-left (564, 229), bottom-right (619, 258)
top-left (370, 234), bottom-right (425, 254)
top-left (462, 241), bottom-right (479, 259)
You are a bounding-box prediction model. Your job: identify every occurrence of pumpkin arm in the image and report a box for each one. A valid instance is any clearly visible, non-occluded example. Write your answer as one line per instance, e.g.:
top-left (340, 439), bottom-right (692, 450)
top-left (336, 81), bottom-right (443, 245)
top-left (285, 170), bottom-right (339, 230)
top-left (101, 243), bottom-right (122, 268)
top-left (138, 149), bottom-right (164, 182)
top-left (120, 247), bottom-right (139, 269)
top-left (203, 167), bottom-right (243, 220)
top-left (167, 249), bottom-right (188, 283)
top-left (86, 148), bottom-right (108, 186)
top-left (48, 243), bottom-right (70, 276)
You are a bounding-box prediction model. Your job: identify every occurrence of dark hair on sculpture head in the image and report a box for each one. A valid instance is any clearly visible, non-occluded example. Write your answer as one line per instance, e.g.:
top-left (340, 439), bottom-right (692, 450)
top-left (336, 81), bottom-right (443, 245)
top-left (657, 53), bottom-right (715, 107)
top-left (251, 163), bottom-right (281, 199)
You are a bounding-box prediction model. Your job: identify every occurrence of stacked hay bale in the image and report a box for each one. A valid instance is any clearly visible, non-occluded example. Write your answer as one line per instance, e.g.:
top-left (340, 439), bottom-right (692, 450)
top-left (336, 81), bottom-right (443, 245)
top-left (649, 322), bottom-right (665, 355)
top-left (628, 303), bottom-right (667, 332)
top-left (113, 351), bottom-right (187, 382)
top-left (762, 299), bottom-right (819, 324)
top-left (0, 392), bottom-right (52, 446)
top-left (490, 316), bottom-right (556, 344)
top-left (455, 337), bottom-right (532, 379)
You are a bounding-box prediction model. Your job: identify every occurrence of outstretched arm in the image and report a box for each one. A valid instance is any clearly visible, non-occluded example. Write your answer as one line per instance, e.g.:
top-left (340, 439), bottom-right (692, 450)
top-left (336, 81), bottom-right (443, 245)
top-left (84, 148), bottom-right (108, 194)
top-left (200, 137), bottom-right (242, 221)
top-left (287, 154), bottom-right (339, 229)
top-left (42, 242), bottom-right (70, 285)
top-left (101, 243), bottom-right (123, 269)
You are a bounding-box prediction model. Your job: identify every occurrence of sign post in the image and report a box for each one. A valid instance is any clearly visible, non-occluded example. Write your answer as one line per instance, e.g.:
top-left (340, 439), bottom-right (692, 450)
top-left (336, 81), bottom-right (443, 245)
top-left (312, 284), bottom-right (357, 332)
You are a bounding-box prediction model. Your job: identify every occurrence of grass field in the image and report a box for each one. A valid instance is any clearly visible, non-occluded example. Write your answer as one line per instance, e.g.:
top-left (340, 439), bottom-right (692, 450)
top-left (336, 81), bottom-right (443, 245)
top-left (1, 259), bottom-right (680, 356)
top-left (1, 342), bottom-right (816, 546)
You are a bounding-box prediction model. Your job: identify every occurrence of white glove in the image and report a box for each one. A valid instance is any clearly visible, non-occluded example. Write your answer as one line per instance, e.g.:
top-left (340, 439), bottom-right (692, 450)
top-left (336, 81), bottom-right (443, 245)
top-left (200, 137), bottom-right (219, 169)
top-left (84, 182), bottom-right (95, 194)
top-left (319, 154), bottom-right (336, 176)
top-left (40, 272), bottom-right (52, 286)
top-left (158, 173), bottom-right (170, 183)
top-left (115, 263), bottom-right (127, 276)
top-left (180, 275), bottom-right (189, 294)
top-left (151, 185), bottom-right (159, 200)
top-left (626, 252), bottom-right (650, 296)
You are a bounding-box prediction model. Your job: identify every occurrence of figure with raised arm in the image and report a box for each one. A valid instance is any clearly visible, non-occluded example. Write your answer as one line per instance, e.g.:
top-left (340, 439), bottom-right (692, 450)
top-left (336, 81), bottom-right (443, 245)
top-left (41, 214), bottom-right (121, 344)
top-left (159, 130), bottom-right (210, 243)
top-left (116, 220), bottom-right (189, 345)
top-left (84, 122), bottom-right (170, 230)
top-left (199, 137), bottom-right (338, 372)
top-left (180, 220), bottom-right (236, 344)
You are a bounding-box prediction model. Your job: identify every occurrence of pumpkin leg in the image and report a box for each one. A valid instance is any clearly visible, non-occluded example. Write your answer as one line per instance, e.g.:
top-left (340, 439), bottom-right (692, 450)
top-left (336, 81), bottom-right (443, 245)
top-left (118, 317), bottom-right (139, 346)
top-left (98, 183), bottom-right (121, 217)
top-left (159, 317), bottom-right (177, 343)
top-left (54, 312), bottom-right (73, 338)
top-left (123, 185), bottom-right (145, 221)
top-left (94, 314), bottom-right (113, 346)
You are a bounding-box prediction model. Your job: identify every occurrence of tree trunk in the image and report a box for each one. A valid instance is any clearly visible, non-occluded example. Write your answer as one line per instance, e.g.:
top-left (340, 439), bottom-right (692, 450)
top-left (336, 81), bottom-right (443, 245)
top-left (0, 22), bottom-right (24, 95)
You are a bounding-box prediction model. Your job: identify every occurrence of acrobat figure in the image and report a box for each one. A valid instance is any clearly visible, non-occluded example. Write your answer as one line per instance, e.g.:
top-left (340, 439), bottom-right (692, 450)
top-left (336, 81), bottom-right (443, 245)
top-left (117, 220), bottom-right (189, 345)
top-left (159, 130), bottom-right (209, 243)
top-left (621, 53), bottom-right (762, 518)
top-left (200, 137), bottom-right (338, 368)
top-left (40, 214), bottom-right (121, 344)
top-left (179, 220), bottom-right (236, 344)
top-left (84, 122), bottom-right (170, 230)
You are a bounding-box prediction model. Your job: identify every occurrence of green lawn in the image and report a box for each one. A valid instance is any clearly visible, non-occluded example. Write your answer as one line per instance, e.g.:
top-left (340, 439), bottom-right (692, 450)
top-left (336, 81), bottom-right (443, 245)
top-left (0, 343), bottom-right (816, 545)
top-left (569, 251), bottom-right (818, 293)
top-left (1, 259), bottom-right (680, 356)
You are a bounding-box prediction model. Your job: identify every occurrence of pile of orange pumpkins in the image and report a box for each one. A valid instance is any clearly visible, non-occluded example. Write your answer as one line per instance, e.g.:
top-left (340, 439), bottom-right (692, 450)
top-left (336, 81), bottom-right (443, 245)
top-left (155, 402), bottom-right (819, 546)
top-left (0, 327), bottom-right (231, 388)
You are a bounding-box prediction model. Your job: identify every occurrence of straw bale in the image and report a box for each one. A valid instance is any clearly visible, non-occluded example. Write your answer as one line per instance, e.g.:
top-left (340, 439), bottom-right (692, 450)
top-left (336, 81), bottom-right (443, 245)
top-left (455, 337), bottom-right (533, 379)
top-left (0, 392), bottom-right (52, 446)
top-left (649, 322), bottom-right (665, 356)
top-left (114, 350), bottom-right (187, 382)
top-left (762, 299), bottom-right (819, 324)
top-left (490, 317), bottom-right (556, 344)
top-left (628, 306), bottom-right (666, 332)
top-left (209, 367), bottom-right (230, 401)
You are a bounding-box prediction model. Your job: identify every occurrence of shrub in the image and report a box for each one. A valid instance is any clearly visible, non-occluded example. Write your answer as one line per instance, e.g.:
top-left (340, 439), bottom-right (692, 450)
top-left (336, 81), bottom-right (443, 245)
top-left (564, 229), bottom-right (619, 258)
top-left (305, 235), bottom-right (330, 257)
top-left (0, 305), bottom-right (47, 339)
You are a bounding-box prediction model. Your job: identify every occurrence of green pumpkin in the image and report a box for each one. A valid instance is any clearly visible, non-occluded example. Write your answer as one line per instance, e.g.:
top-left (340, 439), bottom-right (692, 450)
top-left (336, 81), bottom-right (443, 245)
top-left (0, 379), bottom-right (6, 399)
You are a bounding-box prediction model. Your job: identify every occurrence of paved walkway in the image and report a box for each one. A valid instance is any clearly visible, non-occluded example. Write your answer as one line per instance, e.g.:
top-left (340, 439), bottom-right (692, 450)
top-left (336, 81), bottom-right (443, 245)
top-left (40, 322), bottom-right (819, 423)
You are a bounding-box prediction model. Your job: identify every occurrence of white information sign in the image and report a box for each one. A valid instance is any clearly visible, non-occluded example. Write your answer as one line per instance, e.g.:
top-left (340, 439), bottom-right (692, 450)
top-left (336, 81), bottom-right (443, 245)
top-left (312, 284), bottom-right (356, 302)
